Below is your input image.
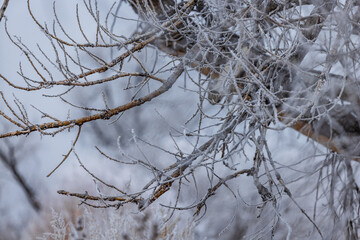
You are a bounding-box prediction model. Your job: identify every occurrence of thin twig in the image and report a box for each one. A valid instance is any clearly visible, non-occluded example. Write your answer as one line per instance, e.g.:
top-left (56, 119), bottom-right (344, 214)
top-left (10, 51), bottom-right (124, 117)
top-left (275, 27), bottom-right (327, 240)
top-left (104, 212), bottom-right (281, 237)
top-left (47, 125), bottom-right (82, 177)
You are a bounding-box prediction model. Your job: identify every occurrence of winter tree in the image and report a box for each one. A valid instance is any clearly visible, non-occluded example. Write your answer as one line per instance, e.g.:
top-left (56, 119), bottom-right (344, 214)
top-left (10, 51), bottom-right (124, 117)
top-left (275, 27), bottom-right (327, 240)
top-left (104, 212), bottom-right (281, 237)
top-left (0, 0), bottom-right (360, 239)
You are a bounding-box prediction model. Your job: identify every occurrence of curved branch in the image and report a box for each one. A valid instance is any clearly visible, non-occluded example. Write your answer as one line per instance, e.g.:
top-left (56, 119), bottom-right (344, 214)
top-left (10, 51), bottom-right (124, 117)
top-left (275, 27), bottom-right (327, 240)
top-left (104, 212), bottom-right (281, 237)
top-left (47, 125), bottom-right (82, 177)
top-left (0, 60), bottom-right (185, 138)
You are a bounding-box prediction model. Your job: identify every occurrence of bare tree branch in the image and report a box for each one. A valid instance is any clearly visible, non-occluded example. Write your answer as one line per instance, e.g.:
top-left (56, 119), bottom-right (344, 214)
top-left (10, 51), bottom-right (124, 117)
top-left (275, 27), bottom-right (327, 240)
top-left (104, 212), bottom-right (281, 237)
top-left (0, 0), bottom-right (9, 22)
top-left (0, 145), bottom-right (41, 211)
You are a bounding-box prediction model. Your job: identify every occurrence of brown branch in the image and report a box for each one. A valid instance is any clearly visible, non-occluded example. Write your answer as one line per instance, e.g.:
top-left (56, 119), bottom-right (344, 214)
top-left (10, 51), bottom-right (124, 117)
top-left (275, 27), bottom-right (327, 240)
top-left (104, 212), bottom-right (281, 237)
top-left (57, 190), bottom-right (139, 203)
top-left (0, 0), bottom-right (9, 22)
top-left (277, 92), bottom-right (360, 160)
top-left (0, 147), bottom-right (41, 211)
top-left (0, 62), bottom-right (185, 138)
